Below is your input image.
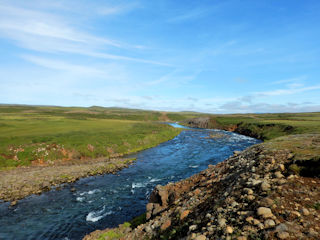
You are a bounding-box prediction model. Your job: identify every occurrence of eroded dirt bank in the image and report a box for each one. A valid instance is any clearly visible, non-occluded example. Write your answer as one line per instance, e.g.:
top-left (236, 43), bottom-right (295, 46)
top-left (84, 134), bottom-right (320, 240)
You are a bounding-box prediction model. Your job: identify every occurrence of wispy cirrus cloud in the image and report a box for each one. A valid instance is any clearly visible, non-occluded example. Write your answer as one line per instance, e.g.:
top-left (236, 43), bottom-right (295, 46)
top-left (254, 84), bottom-right (320, 97)
top-left (0, 2), bottom-right (168, 66)
top-left (168, 8), bottom-right (210, 23)
top-left (270, 75), bottom-right (307, 85)
top-left (21, 55), bottom-right (105, 76)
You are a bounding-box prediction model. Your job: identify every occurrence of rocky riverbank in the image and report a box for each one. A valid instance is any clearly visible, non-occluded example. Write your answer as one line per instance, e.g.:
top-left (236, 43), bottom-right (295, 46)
top-left (84, 134), bottom-right (320, 239)
top-left (0, 157), bottom-right (136, 204)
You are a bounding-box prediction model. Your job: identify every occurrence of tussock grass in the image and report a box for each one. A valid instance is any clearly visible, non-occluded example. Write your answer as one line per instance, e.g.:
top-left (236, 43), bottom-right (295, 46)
top-left (0, 105), bottom-right (184, 169)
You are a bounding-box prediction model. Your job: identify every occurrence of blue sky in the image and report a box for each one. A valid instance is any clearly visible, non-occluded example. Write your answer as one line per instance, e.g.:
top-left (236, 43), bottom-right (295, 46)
top-left (0, 0), bottom-right (319, 113)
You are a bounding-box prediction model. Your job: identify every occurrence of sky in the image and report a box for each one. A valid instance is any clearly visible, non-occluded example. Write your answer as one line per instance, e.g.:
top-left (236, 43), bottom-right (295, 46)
top-left (0, 0), bottom-right (320, 113)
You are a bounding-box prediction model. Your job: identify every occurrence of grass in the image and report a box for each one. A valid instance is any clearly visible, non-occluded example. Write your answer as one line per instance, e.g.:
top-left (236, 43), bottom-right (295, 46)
top-left (200, 112), bottom-right (320, 140)
top-left (0, 105), bottom-right (184, 169)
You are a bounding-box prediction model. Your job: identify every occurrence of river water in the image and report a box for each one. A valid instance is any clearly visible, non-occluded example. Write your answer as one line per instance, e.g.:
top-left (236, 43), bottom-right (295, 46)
top-left (0, 124), bottom-right (260, 240)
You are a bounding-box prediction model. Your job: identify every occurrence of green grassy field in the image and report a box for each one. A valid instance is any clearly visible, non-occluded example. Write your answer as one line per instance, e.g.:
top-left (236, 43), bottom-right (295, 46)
top-left (0, 105), bottom-right (192, 170)
top-left (203, 112), bottom-right (320, 140)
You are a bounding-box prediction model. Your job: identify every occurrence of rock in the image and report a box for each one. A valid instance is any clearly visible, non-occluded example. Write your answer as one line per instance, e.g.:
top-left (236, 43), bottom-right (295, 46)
top-left (277, 179), bottom-right (286, 185)
top-left (308, 228), bottom-right (318, 238)
top-left (218, 218), bottom-right (227, 227)
top-left (246, 195), bottom-right (255, 201)
top-left (10, 200), bottom-right (17, 206)
top-left (260, 197), bottom-right (274, 207)
top-left (257, 207), bottom-right (273, 218)
top-left (145, 226), bottom-right (152, 234)
top-left (274, 171), bottom-right (284, 178)
top-left (279, 164), bottom-right (285, 171)
top-left (300, 208), bottom-right (310, 216)
top-left (189, 225), bottom-right (197, 231)
top-left (276, 223), bottom-right (288, 232)
top-left (234, 151), bottom-right (241, 156)
top-left (180, 210), bottom-right (190, 220)
top-left (160, 219), bottom-right (171, 231)
top-left (195, 235), bottom-right (206, 240)
top-left (287, 175), bottom-right (295, 180)
top-left (252, 179), bottom-right (262, 186)
top-left (244, 188), bottom-right (254, 195)
top-left (231, 201), bottom-right (238, 207)
top-left (291, 211), bottom-right (301, 218)
top-left (277, 231), bottom-right (290, 239)
top-left (253, 219), bottom-right (261, 225)
top-left (226, 226), bottom-right (233, 234)
top-left (261, 181), bottom-right (271, 191)
top-left (264, 219), bottom-right (275, 228)
top-left (237, 237), bottom-right (247, 240)
top-left (245, 216), bottom-right (254, 223)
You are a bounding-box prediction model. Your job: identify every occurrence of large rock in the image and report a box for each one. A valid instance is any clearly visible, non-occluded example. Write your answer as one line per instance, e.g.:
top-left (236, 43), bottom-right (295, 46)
top-left (257, 207), bottom-right (273, 218)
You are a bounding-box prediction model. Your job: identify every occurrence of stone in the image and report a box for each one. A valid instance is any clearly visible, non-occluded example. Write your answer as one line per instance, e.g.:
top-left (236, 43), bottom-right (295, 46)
top-left (291, 210), bottom-right (301, 218)
top-left (287, 175), bottom-right (295, 180)
top-left (245, 216), bottom-right (254, 224)
top-left (300, 208), bottom-right (310, 216)
top-left (231, 201), bottom-right (238, 208)
top-left (279, 164), bottom-right (285, 171)
top-left (246, 195), bottom-right (255, 201)
top-left (257, 207), bottom-right (273, 218)
top-left (195, 235), bottom-right (206, 240)
top-left (253, 219), bottom-right (261, 225)
top-left (234, 151), bottom-right (241, 156)
top-left (261, 181), bottom-right (271, 191)
top-left (180, 210), bottom-right (190, 220)
top-left (252, 179), bottom-right (262, 186)
top-left (244, 188), bottom-right (254, 195)
top-left (189, 225), bottom-right (197, 231)
top-left (264, 219), bottom-right (275, 228)
top-left (145, 226), bottom-right (152, 234)
top-left (274, 171), bottom-right (284, 178)
top-left (277, 232), bottom-right (290, 239)
top-left (237, 237), bottom-right (247, 240)
top-left (276, 223), bottom-right (288, 232)
top-left (218, 218), bottom-right (227, 227)
top-left (226, 226), bottom-right (233, 234)
top-left (160, 219), bottom-right (171, 231)
top-left (277, 179), bottom-right (286, 185)
top-left (260, 197), bottom-right (273, 207)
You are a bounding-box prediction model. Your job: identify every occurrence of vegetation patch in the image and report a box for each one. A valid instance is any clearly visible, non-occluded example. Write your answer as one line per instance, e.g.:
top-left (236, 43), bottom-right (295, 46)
top-left (0, 105), bottom-right (185, 169)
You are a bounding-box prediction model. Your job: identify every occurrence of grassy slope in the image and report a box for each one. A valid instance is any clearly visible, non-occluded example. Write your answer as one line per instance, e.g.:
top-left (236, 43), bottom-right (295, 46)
top-left (187, 112), bottom-right (320, 177)
top-left (203, 112), bottom-right (320, 140)
top-left (0, 105), bottom-right (193, 170)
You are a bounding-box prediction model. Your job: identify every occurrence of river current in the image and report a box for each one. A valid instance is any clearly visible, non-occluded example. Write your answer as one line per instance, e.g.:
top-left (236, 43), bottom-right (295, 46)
top-left (0, 124), bottom-right (260, 240)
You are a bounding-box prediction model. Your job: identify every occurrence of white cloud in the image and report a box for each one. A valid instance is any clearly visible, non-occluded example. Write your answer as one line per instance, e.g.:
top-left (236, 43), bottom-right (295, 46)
top-left (21, 55), bottom-right (106, 77)
top-left (254, 84), bottom-right (320, 97)
top-left (270, 76), bottom-right (307, 85)
top-left (168, 8), bottom-right (210, 23)
top-left (0, 2), bottom-right (168, 66)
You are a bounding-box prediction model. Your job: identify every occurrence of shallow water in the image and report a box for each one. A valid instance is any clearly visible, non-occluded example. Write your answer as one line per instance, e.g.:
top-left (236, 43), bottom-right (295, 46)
top-left (0, 124), bottom-right (260, 240)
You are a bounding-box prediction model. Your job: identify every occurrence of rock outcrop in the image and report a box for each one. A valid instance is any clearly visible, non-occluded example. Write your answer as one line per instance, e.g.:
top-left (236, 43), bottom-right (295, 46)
top-left (84, 134), bottom-right (320, 239)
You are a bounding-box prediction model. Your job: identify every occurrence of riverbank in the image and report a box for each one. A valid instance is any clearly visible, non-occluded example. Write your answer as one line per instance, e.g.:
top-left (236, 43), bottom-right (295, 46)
top-left (0, 157), bottom-right (135, 203)
top-left (0, 106), bottom-right (187, 203)
top-left (0, 128), bottom-right (184, 203)
top-left (184, 112), bottom-right (320, 140)
top-left (84, 133), bottom-right (320, 239)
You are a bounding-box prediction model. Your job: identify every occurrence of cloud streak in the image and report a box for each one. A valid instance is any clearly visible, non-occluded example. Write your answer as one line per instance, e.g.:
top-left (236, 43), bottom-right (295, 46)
top-left (0, 3), bottom-right (169, 66)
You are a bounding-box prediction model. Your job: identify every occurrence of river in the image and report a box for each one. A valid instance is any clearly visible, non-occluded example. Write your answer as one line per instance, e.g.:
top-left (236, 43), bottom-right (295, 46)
top-left (0, 124), bottom-right (260, 240)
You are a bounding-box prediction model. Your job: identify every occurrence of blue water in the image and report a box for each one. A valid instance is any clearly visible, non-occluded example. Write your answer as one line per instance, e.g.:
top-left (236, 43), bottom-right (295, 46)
top-left (0, 124), bottom-right (260, 240)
